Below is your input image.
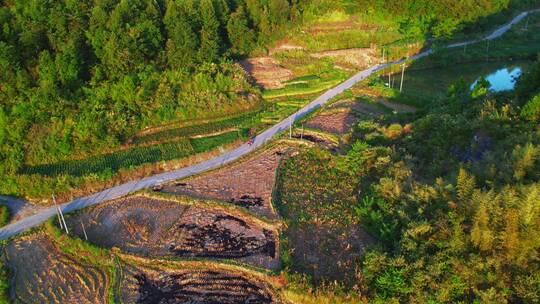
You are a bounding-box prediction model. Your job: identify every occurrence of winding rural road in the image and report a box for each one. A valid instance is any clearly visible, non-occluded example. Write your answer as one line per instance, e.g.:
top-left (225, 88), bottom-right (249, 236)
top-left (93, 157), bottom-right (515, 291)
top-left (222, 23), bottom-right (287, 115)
top-left (0, 9), bottom-right (538, 240)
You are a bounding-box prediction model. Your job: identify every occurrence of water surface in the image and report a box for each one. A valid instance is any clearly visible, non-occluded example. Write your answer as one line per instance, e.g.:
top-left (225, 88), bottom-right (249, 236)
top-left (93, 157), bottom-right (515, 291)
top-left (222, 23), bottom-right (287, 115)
top-left (470, 66), bottom-right (522, 92)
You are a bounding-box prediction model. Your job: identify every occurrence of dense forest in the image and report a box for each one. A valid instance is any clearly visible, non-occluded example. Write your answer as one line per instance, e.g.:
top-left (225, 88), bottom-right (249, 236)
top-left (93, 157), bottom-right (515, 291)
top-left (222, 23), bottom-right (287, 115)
top-left (0, 0), bottom-right (308, 197)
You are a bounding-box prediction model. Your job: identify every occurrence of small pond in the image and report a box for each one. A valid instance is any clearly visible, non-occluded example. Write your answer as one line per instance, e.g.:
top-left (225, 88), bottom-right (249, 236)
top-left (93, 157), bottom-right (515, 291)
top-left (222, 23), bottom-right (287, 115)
top-left (382, 60), bottom-right (532, 99)
top-left (470, 66), bottom-right (522, 92)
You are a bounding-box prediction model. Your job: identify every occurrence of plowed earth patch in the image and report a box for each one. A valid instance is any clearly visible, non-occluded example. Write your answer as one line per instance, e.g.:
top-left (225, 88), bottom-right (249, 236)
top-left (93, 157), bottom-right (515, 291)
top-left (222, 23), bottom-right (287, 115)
top-left (119, 264), bottom-right (281, 304)
top-left (161, 147), bottom-right (291, 219)
top-left (304, 110), bottom-right (357, 134)
top-left (305, 98), bottom-right (389, 135)
top-left (68, 196), bottom-right (279, 269)
top-left (239, 57), bottom-right (294, 89)
top-left (5, 234), bottom-right (108, 304)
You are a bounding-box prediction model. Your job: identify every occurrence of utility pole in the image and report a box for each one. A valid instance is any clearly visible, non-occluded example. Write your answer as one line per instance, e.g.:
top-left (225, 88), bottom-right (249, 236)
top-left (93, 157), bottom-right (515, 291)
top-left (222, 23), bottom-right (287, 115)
top-left (53, 195), bottom-right (68, 234)
top-left (53, 195), bottom-right (63, 230)
top-left (400, 63), bottom-right (406, 92)
top-left (289, 117), bottom-right (292, 139)
top-left (81, 221), bottom-right (88, 241)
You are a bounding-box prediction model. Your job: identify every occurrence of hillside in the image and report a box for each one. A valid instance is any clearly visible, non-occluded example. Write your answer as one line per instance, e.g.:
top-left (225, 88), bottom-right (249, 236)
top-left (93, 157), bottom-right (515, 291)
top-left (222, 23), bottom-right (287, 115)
top-left (0, 0), bottom-right (539, 303)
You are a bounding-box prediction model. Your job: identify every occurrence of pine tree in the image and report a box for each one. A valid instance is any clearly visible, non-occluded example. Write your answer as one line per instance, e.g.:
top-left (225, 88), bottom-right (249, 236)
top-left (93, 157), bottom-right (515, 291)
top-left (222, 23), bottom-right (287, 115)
top-left (456, 167), bottom-right (475, 209)
top-left (502, 209), bottom-right (520, 262)
top-left (164, 0), bottom-right (198, 69)
top-left (198, 0), bottom-right (221, 63)
top-left (471, 193), bottom-right (494, 252)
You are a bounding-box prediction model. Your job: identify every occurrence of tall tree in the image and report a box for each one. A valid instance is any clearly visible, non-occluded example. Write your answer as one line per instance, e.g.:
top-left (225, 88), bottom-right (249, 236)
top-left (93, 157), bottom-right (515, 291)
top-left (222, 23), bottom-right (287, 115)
top-left (226, 5), bottom-right (255, 56)
top-left (198, 0), bottom-right (221, 63)
top-left (164, 0), bottom-right (198, 69)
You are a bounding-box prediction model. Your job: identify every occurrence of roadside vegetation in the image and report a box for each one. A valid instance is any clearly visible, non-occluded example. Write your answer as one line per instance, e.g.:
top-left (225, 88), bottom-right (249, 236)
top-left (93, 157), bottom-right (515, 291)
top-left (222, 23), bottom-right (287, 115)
top-left (2, 0), bottom-right (533, 203)
top-left (0, 206), bottom-right (9, 228)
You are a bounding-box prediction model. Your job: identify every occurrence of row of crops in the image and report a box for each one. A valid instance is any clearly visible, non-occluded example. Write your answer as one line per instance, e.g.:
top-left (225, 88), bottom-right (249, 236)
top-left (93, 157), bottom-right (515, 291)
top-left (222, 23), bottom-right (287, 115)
top-left (262, 69), bottom-right (349, 99)
top-left (134, 109), bottom-right (264, 145)
top-left (22, 132), bottom-right (243, 177)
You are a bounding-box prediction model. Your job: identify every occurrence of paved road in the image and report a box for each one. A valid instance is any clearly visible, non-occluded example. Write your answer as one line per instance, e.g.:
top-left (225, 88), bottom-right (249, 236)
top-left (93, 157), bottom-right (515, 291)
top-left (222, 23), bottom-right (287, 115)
top-left (0, 9), bottom-right (537, 240)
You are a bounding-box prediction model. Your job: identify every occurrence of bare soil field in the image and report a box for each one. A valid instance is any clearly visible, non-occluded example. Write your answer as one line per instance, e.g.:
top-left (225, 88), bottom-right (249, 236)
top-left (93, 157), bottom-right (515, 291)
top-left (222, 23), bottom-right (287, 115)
top-left (304, 110), bottom-right (357, 134)
top-left (269, 43), bottom-right (305, 55)
top-left (239, 57), bottom-right (294, 89)
top-left (161, 146), bottom-right (291, 219)
top-left (119, 262), bottom-right (282, 304)
top-left (5, 233), bottom-right (108, 304)
top-left (311, 48), bottom-right (380, 69)
top-left (288, 223), bottom-right (375, 284)
top-left (68, 195), bottom-right (280, 269)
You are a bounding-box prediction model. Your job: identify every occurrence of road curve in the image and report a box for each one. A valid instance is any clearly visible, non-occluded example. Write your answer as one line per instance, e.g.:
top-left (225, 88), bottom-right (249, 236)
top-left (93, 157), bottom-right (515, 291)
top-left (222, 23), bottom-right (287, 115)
top-left (0, 9), bottom-right (537, 240)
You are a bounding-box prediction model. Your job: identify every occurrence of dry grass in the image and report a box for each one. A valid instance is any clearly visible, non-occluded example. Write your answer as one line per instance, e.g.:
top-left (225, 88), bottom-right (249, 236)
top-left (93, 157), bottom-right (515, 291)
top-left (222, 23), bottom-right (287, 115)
top-left (5, 233), bottom-right (109, 304)
top-left (310, 47), bottom-right (380, 70)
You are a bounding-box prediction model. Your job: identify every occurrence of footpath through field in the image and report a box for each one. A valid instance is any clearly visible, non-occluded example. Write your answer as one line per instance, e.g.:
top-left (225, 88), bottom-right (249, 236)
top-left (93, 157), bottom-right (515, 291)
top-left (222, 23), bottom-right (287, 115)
top-left (0, 9), bottom-right (538, 240)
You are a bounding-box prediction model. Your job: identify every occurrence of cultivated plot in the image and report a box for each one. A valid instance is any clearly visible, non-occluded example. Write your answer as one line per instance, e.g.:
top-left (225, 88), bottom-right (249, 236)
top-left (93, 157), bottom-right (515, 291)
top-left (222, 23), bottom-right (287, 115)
top-left (118, 261), bottom-right (282, 304)
top-left (161, 146), bottom-right (292, 219)
top-left (5, 233), bottom-right (108, 304)
top-left (68, 195), bottom-right (280, 270)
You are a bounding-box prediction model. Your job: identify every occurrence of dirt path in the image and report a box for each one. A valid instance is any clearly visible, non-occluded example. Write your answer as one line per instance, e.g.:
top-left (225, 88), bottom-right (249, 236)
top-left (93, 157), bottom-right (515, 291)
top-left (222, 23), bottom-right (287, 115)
top-left (378, 98), bottom-right (417, 113)
top-left (0, 196), bottom-right (45, 224)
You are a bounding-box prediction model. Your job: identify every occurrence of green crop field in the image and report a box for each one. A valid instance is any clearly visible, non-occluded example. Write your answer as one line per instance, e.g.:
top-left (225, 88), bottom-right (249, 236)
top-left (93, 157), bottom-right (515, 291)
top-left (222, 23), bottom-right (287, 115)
top-left (21, 131), bottom-right (243, 177)
top-left (134, 109), bottom-right (263, 145)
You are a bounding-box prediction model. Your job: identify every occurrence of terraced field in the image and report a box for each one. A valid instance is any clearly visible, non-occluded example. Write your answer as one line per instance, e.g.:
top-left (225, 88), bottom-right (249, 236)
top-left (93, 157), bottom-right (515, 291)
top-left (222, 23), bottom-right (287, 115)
top-left (119, 261), bottom-right (283, 304)
top-left (67, 194), bottom-right (280, 270)
top-left (5, 233), bottom-right (109, 304)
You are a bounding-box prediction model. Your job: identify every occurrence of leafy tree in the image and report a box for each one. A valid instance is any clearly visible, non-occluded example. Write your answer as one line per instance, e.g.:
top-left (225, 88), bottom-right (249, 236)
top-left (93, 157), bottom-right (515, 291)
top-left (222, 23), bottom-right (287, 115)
top-left (521, 93), bottom-right (540, 121)
top-left (226, 5), bottom-right (256, 56)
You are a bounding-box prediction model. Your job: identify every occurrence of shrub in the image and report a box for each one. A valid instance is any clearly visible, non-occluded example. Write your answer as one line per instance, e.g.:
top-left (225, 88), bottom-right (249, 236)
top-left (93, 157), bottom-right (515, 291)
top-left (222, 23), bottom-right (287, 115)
top-left (521, 94), bottom-right (540, 121)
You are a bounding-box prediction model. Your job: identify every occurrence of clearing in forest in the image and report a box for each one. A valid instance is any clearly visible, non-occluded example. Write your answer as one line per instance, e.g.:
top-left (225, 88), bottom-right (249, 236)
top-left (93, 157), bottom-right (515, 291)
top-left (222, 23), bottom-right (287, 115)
top-left (239, 57), bottom-right (294, 89)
